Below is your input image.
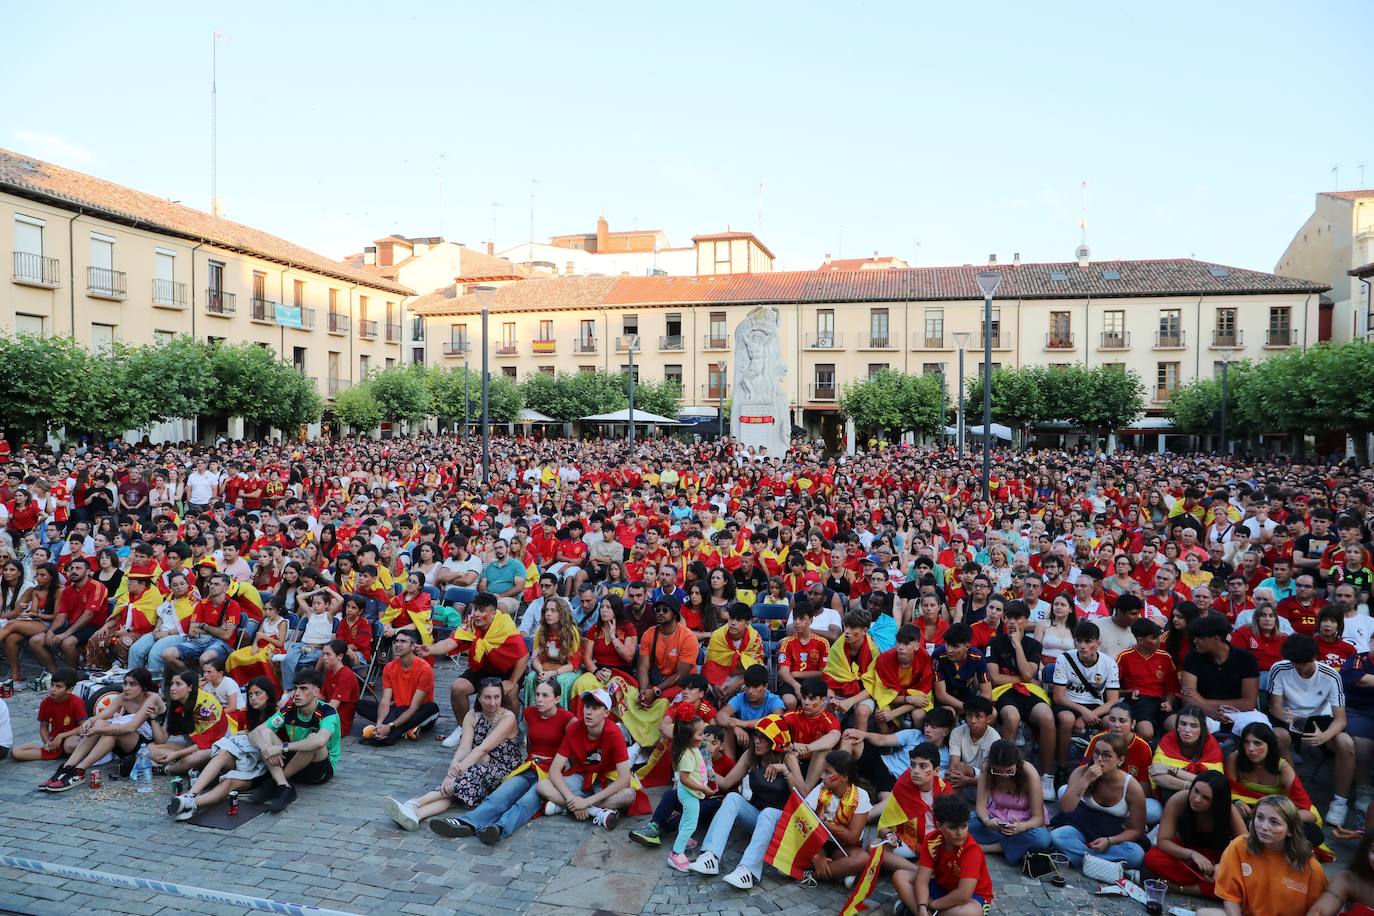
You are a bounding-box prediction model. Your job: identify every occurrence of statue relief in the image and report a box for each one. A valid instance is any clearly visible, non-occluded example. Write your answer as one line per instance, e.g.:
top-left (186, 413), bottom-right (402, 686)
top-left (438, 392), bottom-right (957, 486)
top-left (730, 305), bottom-right (790, 456)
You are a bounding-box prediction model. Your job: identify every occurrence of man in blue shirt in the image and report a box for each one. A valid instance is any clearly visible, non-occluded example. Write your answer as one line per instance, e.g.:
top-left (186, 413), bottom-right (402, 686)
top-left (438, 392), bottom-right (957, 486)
top-left (480, 538), bottom-right (526, 615)
top-left (715, 664), bottom-right (784, 756)
top-left (931, 623), bottom-right (992, 717)
top-left (650, 563), bottom-right (687, 606)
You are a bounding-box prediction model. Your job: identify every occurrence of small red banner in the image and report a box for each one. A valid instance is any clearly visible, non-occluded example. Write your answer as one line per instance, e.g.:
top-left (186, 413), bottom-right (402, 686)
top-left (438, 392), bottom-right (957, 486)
top-left (740, 415), bottom-right (774, 424)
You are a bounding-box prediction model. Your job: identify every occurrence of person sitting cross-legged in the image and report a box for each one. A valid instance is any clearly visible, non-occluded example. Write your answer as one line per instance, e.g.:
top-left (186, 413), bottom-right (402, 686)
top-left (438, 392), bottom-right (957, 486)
top-left (358, 630), bottom-right (440, 746)
top-left (536, 687), bottom-right (637, 830)
top-left (165, 677), bottom-right (281, 821)
top-left (243, 669), bottom-right (341, 813)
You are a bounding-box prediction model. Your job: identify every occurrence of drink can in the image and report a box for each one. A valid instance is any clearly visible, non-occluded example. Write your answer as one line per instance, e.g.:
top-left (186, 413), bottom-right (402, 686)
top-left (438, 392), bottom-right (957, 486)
top-left (228, 791), bottom-right (239, 815)
top-left (171, 776), bottom-right (183, 797)
top-left (89, 768), bottom-right (103, 788)
top-left (188, 768), bottom-right (200, 783)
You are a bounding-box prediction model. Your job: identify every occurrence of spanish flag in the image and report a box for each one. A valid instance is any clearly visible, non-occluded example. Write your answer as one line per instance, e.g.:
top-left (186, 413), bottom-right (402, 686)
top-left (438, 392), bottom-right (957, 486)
top-left (380, 593), bottom-right (435, 645)
top-left (1230, 768), bottom-right (1335, 862)
top-left (1152, 732), bottom-right (1222, 776)
top-left (765, 790), bottom-right (833, 879)
top-left (822, 636), bottom-right (894, 707)
top-left (879, 772), bottom-right (950, 854)
top-left (225, 640), bottom-right (280, 690)
top-left (989, 680), bottom-right (1051, 707)
top-left (839, 843), bottom-right (884, 916)
top-left (229, 581), bottom-right (264, 622)
top-left (448, 611), bottom-right (528, 671)
top-left (873, 648), bottom-right (934, 712)
top-left (702, 625), bottom-right (764, 686)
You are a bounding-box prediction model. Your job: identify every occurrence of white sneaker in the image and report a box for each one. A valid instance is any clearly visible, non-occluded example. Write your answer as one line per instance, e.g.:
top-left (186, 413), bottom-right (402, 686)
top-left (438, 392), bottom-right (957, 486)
top-left (271, 653), bottom-right (287, 662)
top-left (593, 808), bottom-right (619, 830)
top-left (441, 727), bottom-right (463, 748)
top-left (722, 865), bottom-right (756, 890)
top-left (1042, 773), bottom-right (1056, 801)
top-left (688, 851), bottom-right (720, 875)
top-left (1328, 797), bottom-right (1349, 829)
top-left (544, 800), bottom-right (565, 817)
top-left (169, 794), bottom-right (197, 822)
top-left (383, 796), bottom-right (420, 831)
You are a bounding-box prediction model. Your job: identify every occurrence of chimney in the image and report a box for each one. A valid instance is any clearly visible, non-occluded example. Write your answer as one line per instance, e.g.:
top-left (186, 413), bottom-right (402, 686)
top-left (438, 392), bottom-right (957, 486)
top-left (377, 241), bottom-right (394, 267)
top-left (487, 241), bottom-right (494, 256)
top-left (363, 246), bottom-right (377, 266)
top-left (988, 253), bottom-right (997, 265)
top-left (211, 197), bottom-right (224, 218)
top-left (823, 252), bottom-right (832, 261)
top-left (1013, 252), bottom-right (1021, 266)
top-left (595, 216), bottom-right (609, 253)
top-left (1076, 244), bottom-right (1091, 268)
top-left (873, 250), bottom-right (879, 258)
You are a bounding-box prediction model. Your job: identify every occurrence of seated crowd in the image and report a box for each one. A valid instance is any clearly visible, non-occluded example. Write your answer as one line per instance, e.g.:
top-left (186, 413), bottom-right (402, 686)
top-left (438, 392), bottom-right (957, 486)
top-left (1, 432), bottom-right (1374, 914)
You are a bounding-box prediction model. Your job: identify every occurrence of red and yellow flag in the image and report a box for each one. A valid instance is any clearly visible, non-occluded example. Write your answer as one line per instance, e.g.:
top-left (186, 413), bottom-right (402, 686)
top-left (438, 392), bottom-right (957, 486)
top-left (839, 843), bottom-right (884, 916)
top-left (448, 611), bottom-right (527, 670)
top-left (822, 636), bottom-right (894, 707)
top-left (765, 790), bottom-right (832, 879)
top-left (702, 624), bottom-right (763, 686)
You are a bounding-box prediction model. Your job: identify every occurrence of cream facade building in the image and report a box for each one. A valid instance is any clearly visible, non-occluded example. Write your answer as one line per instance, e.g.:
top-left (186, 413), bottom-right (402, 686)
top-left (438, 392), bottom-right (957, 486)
top-left (1274, 189), bottom-right (1374, 342)
top-left (413, 256), bottom-right (1325, 447)
top-left (0, 149), bottom-right (409, 438)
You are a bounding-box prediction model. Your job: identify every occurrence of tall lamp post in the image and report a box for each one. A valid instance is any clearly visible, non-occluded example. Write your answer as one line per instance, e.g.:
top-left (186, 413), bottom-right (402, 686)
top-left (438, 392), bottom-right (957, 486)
top-left (717, 360), bottom-right (728, 440)
top-left (952, 332), bottom-right (971, 456)
top-left (460, 347), bottom-right (470, 439)
top-left (975, 271), bottom-right (1002, 503)
top-left (626, 334), bottom-right (640, 451)
top-left (1219, 348), bottom-right (1233, 456)
top-left (473, 285), bottom-right (496, 485)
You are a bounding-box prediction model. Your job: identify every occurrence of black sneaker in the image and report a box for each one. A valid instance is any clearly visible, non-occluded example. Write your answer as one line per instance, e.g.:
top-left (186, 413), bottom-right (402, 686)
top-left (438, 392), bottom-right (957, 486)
top-left (48, 769), bottom-right (86, 793)
top-left (265, 783), bottom-right (297, 813)
top-left (39, 767), bottom-right (70, 792)
top-left (429, 817), bottom-right (475, 838)
top-left (477, 824), bottom-right (501, 846)
top-left (248, 781), bottom-right (279, 804)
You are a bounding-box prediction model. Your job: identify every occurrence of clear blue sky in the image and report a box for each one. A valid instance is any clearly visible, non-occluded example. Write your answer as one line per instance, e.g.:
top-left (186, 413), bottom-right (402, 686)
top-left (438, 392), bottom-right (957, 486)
top-left (4, 2), bottom-right (1371, 273)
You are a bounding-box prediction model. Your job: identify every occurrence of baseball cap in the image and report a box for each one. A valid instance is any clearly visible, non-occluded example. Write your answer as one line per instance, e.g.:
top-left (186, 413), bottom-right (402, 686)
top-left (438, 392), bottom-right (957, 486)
top-left (581, 688), bottom-right (613, 709)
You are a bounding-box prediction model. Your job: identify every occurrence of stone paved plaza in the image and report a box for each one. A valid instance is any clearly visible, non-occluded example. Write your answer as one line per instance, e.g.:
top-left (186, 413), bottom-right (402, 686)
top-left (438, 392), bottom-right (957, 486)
top-left (0, 666), bottom-right (1348, 916)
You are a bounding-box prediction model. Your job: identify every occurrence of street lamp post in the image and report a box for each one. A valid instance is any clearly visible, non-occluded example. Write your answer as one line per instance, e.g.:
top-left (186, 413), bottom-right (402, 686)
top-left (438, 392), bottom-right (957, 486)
top-left (1219, 349), bottom-right (1233, 456)
top-left (938, 367), bottom-right (947, 448)
top-left (462, 353), bottom-right (470, 439)
top-left (952, 332), bottom-right (971, 456)
top-left (717, 360), bottom-right (728, 441)
top-left (626, 335), bottom-right (639, 451)
top-left (975, 271), bottom-right (1002, 503)
top-left (474, 285), bottom-right (496, 485)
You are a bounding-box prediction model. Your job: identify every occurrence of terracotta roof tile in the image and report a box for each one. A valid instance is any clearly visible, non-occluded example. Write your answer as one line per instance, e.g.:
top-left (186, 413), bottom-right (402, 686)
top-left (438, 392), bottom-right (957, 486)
top-left (0, 147), bottom-right (411, 295)
top-left (1320, 189), bottom-right (1374, 201)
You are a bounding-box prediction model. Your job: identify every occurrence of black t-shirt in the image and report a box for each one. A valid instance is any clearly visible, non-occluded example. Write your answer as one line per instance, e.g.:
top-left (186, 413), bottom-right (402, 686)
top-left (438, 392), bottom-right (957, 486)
top-left (1295, 533), bottom-right (1335, 584)
top-left (1182, 645), bottom-right (1259, 701)
top-left (986, 633), bottom-right (1043, 680)
top-left (733, 566), bottom-right (768, 593)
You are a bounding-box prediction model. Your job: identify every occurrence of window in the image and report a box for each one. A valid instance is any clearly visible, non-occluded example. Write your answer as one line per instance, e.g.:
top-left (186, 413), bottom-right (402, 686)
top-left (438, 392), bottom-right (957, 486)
top-left (329, 288), bottom-right (339, 312)
top-left (924, 309), bottom-right (944, 347)
top-left (665, 364), bottom-right (683, 388)
top-left (502, 322), bottom-right (516, 346)
top-left (579, 319), bottom-right (595, 345)
top-left (1268, 306), bottom-right (1292, 345)
top-left (707, 364), bottom-right (726, 398)
top-left (385, 358), bottom-right (395, 369)
top-left (714, 241), bottom-right (732, 273)
top-left (253, 271), bottom-right (267, 300)
top-left (538, 319), bottom-right (553, 341)
top-left (15, 313), bottom-right (44, 337)
top-left (87, 233), bottom-right (118, 296)
top-left (979, 362), bottom-right (1001, 378)
top-left (154, 250), bottom-right (176, 304)
top-left (294, 280), bottom-right (305, 307)
top-left (539, 366), bottom-right (555, 375)
top-left (451, 324), bottom-right (469, 347)
top-left (502, 366), bottom-right (517, 379)
top-left (868, 363), bottom-right (889, 378)
top-left (154, 330), bottom-right (174, 346)
top-left (412, 347), bottom-right (425, 365)
top-left (665, 313), bottom-right (683, 337)
top-left (623, 314), bottom-right (639, 336)
top-left (813, 363), bottom-right (836, 397)
top-left (292, 347), bottom-right (307, 372)
top-left (207, 336), bottom-right (226, 346)
top-left (1214, 307), bottom-right (1237, 346)
top-left (981, 309), bottom-right (1001, 347)
top-left (1156, 361), bottom-right (1180, 399)
top-left (386, 301), bottom-right (396, 324)
top-left (360, 354), bottom-right (371, 378)
top-left (1048, 311), bottom-right (1072, 347)
top-left (869, 308), bottom-right (890, 346)
top-left (359, 295), bottom-right (369, 322)
top-left (208, 261), bottom-right (224, 292)
top-left (1103, 310), bottom-right (1125, 345)
top-left (708, 312), bottom-right (726, 346)
top-left (621, 363), bottom-right (639, 383)
top-left (922, 363), bottom-right (944, 377)
top-left (91, 323), bottom-right (115, 353)
top-left (1158, 309), bottom-right (1182, 345)
top-left (328, 351), bottom-right (340, 381)
top-left (816, 309), bottom-right (835, 346)
top-left (14, 215), bottom-right (43, 256)
top-left (89, 233), bottom-right (113, 270)
top-left (579, 365), bottom-right (595, 374)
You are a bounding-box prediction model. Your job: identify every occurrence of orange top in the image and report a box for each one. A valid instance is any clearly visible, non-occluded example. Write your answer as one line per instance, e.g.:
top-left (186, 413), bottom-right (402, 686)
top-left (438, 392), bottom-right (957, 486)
top-left (1213, 835), bottom-right (1327, 916)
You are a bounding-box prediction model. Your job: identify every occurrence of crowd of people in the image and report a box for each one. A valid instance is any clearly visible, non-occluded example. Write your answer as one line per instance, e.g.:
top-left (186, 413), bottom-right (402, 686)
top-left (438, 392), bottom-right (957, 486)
top-left (1, 429), bottom-right (1374, 914)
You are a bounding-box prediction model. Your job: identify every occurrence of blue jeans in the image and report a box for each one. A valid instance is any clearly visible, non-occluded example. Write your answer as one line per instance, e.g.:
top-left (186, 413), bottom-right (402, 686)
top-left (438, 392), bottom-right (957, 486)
top-left (281, 644), bottom-right (322, 691)
top-left (144, 633), bottom-right (187, 677)
top-left (674, 783), bottom-right (702, 856)
top-left (1049, 824), bottom-right (1144, 869)
top-left (701, 792), bottom-right (783, 878)
top-left (968, 813), bottom-right (1052, 863)
top-left (175, 635), bottom-right (230, 667)
top-left (463, 769), bottom-right (542, 839)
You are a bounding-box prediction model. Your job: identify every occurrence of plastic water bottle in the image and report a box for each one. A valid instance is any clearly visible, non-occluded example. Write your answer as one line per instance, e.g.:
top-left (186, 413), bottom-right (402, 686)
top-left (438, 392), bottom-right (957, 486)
top-left (133, 745), bottom-right (154, 794)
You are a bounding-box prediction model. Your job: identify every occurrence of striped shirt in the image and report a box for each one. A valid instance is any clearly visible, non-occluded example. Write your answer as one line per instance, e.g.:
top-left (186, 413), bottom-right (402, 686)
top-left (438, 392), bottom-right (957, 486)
top-left (1267, 659), bottom-right (1345, 718)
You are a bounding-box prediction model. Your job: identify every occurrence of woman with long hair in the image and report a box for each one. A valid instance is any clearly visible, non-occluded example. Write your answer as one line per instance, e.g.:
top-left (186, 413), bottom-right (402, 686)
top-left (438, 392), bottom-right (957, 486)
top-left (1049, 731), bottom-right (1148, 870)
top-left (1163, 600), bottom-right (1200, 669)
top-left (147, 667), bottom-right (229, 775)
top-left (41, 667), bottom-right (160, 793)
top-left (1143, 770), bottom-right (1245, 898)
top-left (581, 594), bottom-right (638, 686)
top-left (1309, 828), bottom-right (1374, 915)
top-left (3, 561), bottom-right (60, 686)
top-left (1225, 722), bottom-right (1324, 848)
top-left (1150, 704), bottom-right (1223, 799)
top-left (525, 597), bottom-right (581, 706)
top-left (166, 676), bottom-right (282, 821)
top-left (1230, 604), bottom-right (1285, 691)
top-left (1035, 592), bottom-right (1078, 675)
top-left (968, 739), bottom-right (1053, 863)
top-left (1197, 795), bottom-right (1327, 916)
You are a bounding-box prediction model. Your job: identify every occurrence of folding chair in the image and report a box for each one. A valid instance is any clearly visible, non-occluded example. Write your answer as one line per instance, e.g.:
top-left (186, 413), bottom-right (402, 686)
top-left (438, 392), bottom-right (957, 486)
top-left (354, 623), bottom-right (388, 701)
top-left (444, 586), bottom-right (478, 609)
top-left (421, 585), bottom-right (441, 603)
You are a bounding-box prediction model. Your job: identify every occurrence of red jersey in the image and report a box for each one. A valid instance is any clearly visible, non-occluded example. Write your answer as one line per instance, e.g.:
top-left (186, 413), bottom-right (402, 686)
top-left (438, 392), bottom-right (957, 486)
top-left (556, 719), bottom-right (629, 778)
top-left (336, 615), bottom-right (373, 661)
top-left (1231, 626), bottom-right (1285, 672)
top-left (1087, 732), bottom-right (1153, 785)
top-left (38, 694), bottom-right (87, 735)
top-left (1316, 636), bottom-right (1355, 669)
top-left (778, 633), bottom-right (830, 674)
top-left (58, 577), bottom-right (109, 628)
top-left (783, 708), bottom-right (840, 746)
top-left (1115, 646), bottom-right (1177, 699)
top-left (1276, 597), bottom-right (1325, 637)
top-left (323, 664), bottom-right (359, 737)
top-left (191, 596), bottom-right (241, 632)
top-left (919, 833), bottom-right (994, 903)
top-left (524, 705), bottom-right (576, 767)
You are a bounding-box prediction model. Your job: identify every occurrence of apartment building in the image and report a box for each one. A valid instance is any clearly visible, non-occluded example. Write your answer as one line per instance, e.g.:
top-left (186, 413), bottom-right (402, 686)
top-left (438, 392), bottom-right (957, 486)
top-left (412, 256), bottom-right (1325, 441)
top-left (1275, 189), bottom-right (1374, 342)
top-left (0, 148), bottom-right (409, 410)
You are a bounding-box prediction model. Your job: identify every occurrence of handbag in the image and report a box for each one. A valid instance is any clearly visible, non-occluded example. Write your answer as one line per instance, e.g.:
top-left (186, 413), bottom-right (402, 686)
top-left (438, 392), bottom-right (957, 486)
top-left (1022, 850), bottom-right (1058, 880)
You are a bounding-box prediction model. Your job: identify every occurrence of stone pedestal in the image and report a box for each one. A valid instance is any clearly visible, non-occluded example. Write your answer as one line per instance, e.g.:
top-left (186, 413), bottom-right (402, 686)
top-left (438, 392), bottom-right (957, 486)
top-left (729, 305), bottom-right (790, 456)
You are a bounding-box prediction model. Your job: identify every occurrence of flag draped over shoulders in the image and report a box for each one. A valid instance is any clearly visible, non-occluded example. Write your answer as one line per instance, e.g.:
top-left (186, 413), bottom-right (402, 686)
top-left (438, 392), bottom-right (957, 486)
top-left (448, 611), bottom-right (527, 669)
top-left (702, 625), bottom-right (763, 685)
top-left (823, 635), bottom-right (890, 705)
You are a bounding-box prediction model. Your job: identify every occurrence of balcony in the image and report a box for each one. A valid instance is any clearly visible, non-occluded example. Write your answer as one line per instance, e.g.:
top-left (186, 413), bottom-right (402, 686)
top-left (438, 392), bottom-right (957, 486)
top-left (152, 279), bottom-right (188, 309)
top-left (805, 332), bottom-right (844, 349)
top-left (532, 338), bottom-right (557, 354)
top-left (573, 337), bottom-right (598, 354)
top-left (495, 340), bottom-right (519, 356)
top-left (12, 252), bottom-right (60, 288)
top-left (703, 335), bottom-right (730, 351)
top-left (299, 307), bottom-right (317, 330)
top-left (702, 383), bottom-right (729, 400)
top-left (358, 319), bottom-right (378, 340)
top-left (327, 378), bottom-right (351, 399)
top-left (658, 334), bottom-right (685, 351)
top-left (410, 320), bottom-right (426, 342)
top-left (1098, 332), bottom-right (1130, 350)
top-left (250, 297), bottom-right (278, 324)
top-left (1154, 330), bottom-right (1186, 349)
top-left (1154, 386), bottom-right (1176, 402)
top-left (1209, 329), bottom-right (1242, 348)
top-left (808, 383), bottom-right (837, 401)
top-left (386, 322), bottom-right (402, 343)
top-left (912, 333), bottom-right (947, 350)
top-left (1044, 333), bottom-right (1075, 350)
top-left (327, 312), bottom-right (350, 335)
top-left (1265, 329), bottom-right (1294, 348)
top-left (442, 339), bottom-right (471, 357)
top-left (857, 334), bottom-right (897, 350)
top-left (87, 266), bottom-right (126, 300)
top-left (205, 289), bottom-right (236, 315)
top-left (977, 332), bottom-right (1010, 350)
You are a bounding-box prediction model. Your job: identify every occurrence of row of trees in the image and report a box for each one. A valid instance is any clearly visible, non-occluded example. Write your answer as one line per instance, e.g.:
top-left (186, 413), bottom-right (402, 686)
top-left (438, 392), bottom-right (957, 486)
top-left (1166, 341), bottom-right (1374, 458)
top-left (520, 369), bottom-right (681, 423)
top-left (0, 334), bottom-right (323, 441)
top-left (839, 365), bottom-right (1147, 444)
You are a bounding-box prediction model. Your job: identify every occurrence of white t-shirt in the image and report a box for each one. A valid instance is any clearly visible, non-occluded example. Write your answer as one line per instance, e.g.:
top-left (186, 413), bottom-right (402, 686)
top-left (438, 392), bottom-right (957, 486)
top-left (1341, 614), bottom-right (1374, 654)
top-left (793, 606), bottom-right (842, 636)
top-left (0, 696), bottom-right (11, 748)
top-left (803, 783), bottom-right (873, 824)
top-left (1026, 599), bottom-right (1053, 623)
top-left (1052, 651), bottom-right (1121, 706)
top-left (948, 724), bottom-right (1000, 773)
top-left (1095, 618), bottom-right (1137, 661)
top-left (442, 555), bottom-right (484, 586)
top-left (1267, 660), bottom-right (1345, 718)
top-left (185, 471), bottom-right (219, 505)
top-left (301, 611), bottom-right (334, 646)
top-left (209, 676), bottom-right (243, 712)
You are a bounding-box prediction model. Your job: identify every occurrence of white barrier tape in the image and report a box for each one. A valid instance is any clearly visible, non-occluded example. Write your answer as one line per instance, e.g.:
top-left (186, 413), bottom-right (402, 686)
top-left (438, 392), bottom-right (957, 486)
top-left (0, 855), bottom-right (358, 916)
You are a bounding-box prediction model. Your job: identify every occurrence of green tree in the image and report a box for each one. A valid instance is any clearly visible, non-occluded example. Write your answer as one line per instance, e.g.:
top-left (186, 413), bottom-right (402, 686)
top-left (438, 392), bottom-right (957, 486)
top-left (125, 337), bottom-right (213, 426)
top-left (963, 366), bottom-right (1049, 434)
top-left (1070, 366), bottom-right (1145, 444)
top-left (68, 344), bottom-right (142, 441)
top-left (631, 377), bottom-right (682, 419)
top-left (1303, 342), bottom-right (1374, 460)
top-left (333, 383), bottom-right (383, 432)
top-left (840, 370), bottom-right (942, 437)
top-left (369, 365), bottom-right (433, 423)
top-left (0, 333), bottom-right (92, 440)
top-left (205, 341), bottom-right (321, 432)
top-left (429, 367), bottom-right (524, 425)
top-left (1165, 378), bottom-right (1224, 435)
top-left (264, 368), bottom-right (324, 432)
top-left (485, 371), bottom-right (524, 423)
top-left (520, 371), bottom-right (581, 422)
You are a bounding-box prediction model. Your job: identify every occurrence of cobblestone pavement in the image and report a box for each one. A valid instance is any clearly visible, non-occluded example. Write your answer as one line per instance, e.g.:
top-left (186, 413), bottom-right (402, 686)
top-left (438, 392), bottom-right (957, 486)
top-left (0, 670), bottom-right (1353, 915)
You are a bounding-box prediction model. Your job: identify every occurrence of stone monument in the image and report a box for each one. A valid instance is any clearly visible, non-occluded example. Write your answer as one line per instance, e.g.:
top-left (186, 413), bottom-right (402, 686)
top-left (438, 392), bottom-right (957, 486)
top-left (730, 305), bottom-right (790, 456)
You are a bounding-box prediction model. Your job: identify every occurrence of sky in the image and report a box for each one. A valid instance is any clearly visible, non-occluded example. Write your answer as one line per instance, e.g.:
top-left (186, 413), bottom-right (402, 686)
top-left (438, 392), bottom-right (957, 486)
top-left (3, 2), bottom-right (1372, 274)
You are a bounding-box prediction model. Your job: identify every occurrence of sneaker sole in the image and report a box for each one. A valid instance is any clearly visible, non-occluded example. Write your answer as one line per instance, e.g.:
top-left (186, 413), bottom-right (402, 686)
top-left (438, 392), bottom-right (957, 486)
top-left (382, 797), bottom-right (419, 831)
top-left (629, 832), bottom-right (662, 848)
top-left (47, 779), bottom-right (84, 793)
top-left (600, 813), bottom-right (619, 831)
top-left (667, 858), bottom-right (690, 872)
top-left (428, 819), bottom-right (474, 839)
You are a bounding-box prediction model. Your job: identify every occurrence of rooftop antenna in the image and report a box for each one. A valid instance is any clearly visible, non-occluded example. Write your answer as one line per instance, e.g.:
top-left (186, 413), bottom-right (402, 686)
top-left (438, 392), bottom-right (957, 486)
top-left (528, 178), bottom-right (541, 253)
top-left (913, 240), bottom-right (921, 267)
top-left (1361, 162), bottom-right (1367, 187)
top-left (1075, 180), bottom-right (1091, 264)
top-left (211, 29), bottom-right (228, 217)
top-left (1332, 164), bottom-right (1339, 191)
top-left (757, 180), bottom-right (764, 233)
top-left (437, 152), bottom-right (446, 237)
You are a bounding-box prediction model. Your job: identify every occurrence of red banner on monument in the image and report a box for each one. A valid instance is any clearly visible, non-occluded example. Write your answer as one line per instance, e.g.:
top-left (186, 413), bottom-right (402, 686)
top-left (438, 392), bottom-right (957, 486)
top-left (739, 415), bottom-right (774, 424)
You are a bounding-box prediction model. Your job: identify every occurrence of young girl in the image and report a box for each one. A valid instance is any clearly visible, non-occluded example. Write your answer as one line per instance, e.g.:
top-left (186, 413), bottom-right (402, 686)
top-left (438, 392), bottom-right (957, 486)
top-left (1225, 722), bottom-right (1324, 848)
top-left (166, 677), bottom-right (281, 820)
top-left (41, 667), bottom-right (161, 792)
top-left (201, 658), bottom-right (243, 729)
top-left (148, 668), bottom-right (229, 775)
top-left (968, 739), bottom-right (1053, 864)
top-left (667, 717), bottom-right (711, 872)
top-left (526, 597), bottom-right (581, 706)
top-left (1198, 795), bottom-right (1327, 916)
top-left (1150, 704), bottom-right (1223, 799)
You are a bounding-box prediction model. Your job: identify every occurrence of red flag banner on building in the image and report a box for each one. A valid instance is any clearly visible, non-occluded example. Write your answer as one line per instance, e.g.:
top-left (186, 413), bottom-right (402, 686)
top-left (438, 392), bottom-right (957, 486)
top-left (765, 790), bottom-right (832, 879)
top-left (839, 843), bottom-right (884, 916)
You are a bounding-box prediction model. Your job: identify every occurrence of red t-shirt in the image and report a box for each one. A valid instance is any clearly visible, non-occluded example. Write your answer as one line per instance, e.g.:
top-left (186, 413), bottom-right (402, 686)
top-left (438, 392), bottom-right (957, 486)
top-left (59, 577), bottom-right (109, 628)
top-left (556, 719), bottom-right (629, 777)
top-left (382, 657), bottom-right (434, 708)
top-left (1276, 598), bottom-right (1325, 637)
top-left (1317, 637), bottom-right (1356, 669)
top-left (783, 708), bottom-right (840, 746)
top-left (38, 694), bottom-right (87, 735)
top-left (1231, 627), bottom-right (1285, 672)
top-left (191, 597), bottom-right (241, 632)
top-left (336, 615), bottom-right (373, 661)
top-left (779, 634), bottom-right (829, 674)
top-left (1115, 647), bottom-right (1178, 699)
top-left (323, 664), bottom-right (360, 737)
top-left (919, 833), bottom-right (994, 902)
top-left (1086, 732), bottom-right (1153, 784)
top-left (524, 705), bottom-right (576, 766)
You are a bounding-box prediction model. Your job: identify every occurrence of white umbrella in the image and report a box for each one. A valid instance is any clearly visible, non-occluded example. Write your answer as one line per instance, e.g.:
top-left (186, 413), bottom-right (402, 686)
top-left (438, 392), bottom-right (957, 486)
top-left (581, 408), bottom-right (682, 425)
